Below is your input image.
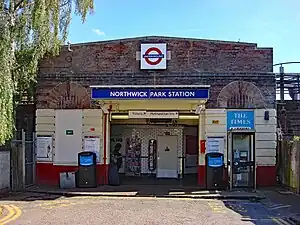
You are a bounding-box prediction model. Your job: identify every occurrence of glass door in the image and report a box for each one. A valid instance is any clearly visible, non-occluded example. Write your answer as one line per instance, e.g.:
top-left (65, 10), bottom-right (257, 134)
top-left (231, 133), bottom-right (255, 188)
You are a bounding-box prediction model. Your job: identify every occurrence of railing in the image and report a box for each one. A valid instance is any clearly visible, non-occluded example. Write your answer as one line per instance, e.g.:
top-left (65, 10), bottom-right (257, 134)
top-left (276, 73), bottom-right (300, 100)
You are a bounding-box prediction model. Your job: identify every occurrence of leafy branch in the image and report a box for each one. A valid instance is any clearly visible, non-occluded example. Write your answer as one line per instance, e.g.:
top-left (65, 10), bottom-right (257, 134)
top-left (0, 0), bottom-right (94, 144)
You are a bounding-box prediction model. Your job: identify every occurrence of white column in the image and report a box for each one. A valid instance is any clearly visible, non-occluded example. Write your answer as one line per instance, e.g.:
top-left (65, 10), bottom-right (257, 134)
top-left (198, 110), bottom-right (206, 166)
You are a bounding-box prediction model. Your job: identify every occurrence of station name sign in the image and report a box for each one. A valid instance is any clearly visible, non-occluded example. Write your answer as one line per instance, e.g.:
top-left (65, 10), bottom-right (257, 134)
top-left (91, 88), bottom-right (209, 100)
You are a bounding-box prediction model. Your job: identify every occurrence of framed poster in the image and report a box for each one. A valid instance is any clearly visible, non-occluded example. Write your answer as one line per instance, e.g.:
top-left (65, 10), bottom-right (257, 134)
top-left (206, 136), bottom-right (225, 154)
top-left (83, 136), bottom-right (100, 162)
top-left (125, 136), bottom-right (142, 176)
top-left (36, 136), bottom-right (53, 161)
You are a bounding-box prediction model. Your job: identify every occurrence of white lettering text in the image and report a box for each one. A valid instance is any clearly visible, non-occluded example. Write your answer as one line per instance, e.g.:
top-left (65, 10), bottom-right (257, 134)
top-left (110, 91), bottom-right (148, 98)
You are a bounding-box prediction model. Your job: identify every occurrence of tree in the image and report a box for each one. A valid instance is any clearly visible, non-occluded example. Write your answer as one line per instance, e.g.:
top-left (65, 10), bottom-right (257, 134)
top-left (0, 0), bottom-right (94, 144)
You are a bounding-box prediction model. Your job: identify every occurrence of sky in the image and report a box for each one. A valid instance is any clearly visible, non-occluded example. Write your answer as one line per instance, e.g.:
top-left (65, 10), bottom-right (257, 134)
top-left (68, 0), bottom-right (300, 73)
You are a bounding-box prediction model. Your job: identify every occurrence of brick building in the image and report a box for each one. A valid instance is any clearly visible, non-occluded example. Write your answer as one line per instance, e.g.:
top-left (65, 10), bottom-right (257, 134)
top-left (36, 36), bottom-right (276, 188)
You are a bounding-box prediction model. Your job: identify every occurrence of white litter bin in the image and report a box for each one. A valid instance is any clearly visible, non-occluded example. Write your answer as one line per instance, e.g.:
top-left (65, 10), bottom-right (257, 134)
top-left (59, 172), bottom-right (76, 189)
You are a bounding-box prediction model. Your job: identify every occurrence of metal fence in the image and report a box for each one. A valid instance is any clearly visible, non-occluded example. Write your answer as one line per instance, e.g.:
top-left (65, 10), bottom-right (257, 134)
top-left (11, 129), bottom-right (36, 190)
top-left (277, 138), bottom-right (300, 193)
top-left (0, 148), bottom-right (10, 192)
top-left (276, 73), bottom-right (300, 100)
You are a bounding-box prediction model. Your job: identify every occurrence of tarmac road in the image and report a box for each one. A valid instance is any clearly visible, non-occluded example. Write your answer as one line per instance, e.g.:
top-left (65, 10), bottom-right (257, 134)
top-left (0, 193), bottom-right (294, 225)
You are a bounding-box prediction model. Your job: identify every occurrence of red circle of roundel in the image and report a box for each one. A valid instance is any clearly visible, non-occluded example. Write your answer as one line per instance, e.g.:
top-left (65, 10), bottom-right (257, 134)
top-left (144, 47), bottom-right (163, 65)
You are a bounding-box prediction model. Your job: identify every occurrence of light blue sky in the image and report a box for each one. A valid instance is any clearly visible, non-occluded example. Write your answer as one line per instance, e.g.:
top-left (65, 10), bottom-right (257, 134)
top-left (68, 0), bottom-right (300, 73)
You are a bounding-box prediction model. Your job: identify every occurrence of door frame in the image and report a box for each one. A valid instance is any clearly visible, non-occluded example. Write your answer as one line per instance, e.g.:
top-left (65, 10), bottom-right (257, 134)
top-left (228, 130), bottom-right (256, 190)
top-left (156, 135), bottom-right (178, 178)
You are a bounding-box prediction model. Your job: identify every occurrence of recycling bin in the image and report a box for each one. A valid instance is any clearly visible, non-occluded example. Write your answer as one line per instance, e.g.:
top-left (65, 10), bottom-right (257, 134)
top-left (76, 151), bottom-right (97, 188)
top-left (206, 152), bottom-right (225, 190)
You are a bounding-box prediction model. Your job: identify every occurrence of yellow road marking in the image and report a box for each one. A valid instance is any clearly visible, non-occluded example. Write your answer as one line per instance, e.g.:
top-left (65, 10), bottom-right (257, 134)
top-left (38, 201), bottom-right (79, 210)
top-left (208, 201), bottom-right (226, 213)
top-left (1, 205), bottom-right (22, 225)
top-left (70, 196), bottom-right (203, 201)
top-left (271, 217), bottom-right (291, 225)
top-left (228, 204), bottom-right (248, 213)
top-left (0, 205), bottom-right (14, 224)
top-left (277, 218), bottom-right (291, 225)
top-left (272, 217), bottom-right (284, 225)
top-left (270, 205), bottom-right (291, 210)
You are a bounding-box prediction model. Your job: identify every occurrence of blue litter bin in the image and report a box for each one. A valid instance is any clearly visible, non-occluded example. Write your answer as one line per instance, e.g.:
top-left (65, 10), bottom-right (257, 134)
top-left (206, 152), bottom-right (225, 190)
top-left (76, 152), bottom-right (97, 188)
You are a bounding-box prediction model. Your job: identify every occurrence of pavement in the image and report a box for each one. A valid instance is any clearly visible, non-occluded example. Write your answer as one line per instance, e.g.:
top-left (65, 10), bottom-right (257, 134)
top-left (259, 188), bottom-right (300, 225)
top-left (25, 185), bottom-right (266, 200)
top-left (0, 193), bottom-right (297, 225)
top-left (0, 186), bottom-right (298, 224)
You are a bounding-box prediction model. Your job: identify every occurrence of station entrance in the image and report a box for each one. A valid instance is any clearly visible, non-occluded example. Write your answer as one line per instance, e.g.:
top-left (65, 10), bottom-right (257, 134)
top-left (110, 117), bottom-right (199, 185)
top-left (91, 85), bottom-right (210, 185)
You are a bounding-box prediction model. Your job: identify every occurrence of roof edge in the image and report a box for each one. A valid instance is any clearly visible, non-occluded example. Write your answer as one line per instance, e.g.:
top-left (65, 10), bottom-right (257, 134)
top-left (64, 35), bottom-right (260, 48)
top-left (90, 85), bottom-right (211, 89)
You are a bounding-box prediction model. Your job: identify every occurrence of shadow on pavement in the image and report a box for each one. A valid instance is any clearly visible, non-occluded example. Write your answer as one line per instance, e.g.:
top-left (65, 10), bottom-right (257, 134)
top-left (222, 199), bottom-right (278, 225)
top-left (0, 192), bottom-right (63, 202)
top-left (220, 188), bottom-right (300, 225)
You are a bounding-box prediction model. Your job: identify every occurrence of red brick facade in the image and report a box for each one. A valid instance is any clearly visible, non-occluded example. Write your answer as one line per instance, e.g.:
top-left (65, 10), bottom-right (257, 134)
top-left (37, 36), bottom-right (274, 109)
top-left (36, 36), bottom-right (276, 187)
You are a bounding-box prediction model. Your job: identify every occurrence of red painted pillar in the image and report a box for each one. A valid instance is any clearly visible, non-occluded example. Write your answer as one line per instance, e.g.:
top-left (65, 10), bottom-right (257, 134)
top-left (198, 140), bottom-right (206, 186)
top-left (198, 110), bottom-right (206, 187)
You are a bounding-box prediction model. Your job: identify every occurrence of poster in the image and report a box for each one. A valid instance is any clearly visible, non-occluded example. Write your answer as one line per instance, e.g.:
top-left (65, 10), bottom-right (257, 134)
top-left (125, 136), bottom-right (141, 176)
top-left (206, 137), bottom-right (225, 154)
top-left (83, 136), bottom-right (100, 162)
top-left (36, 136), bottom-right (53, 161)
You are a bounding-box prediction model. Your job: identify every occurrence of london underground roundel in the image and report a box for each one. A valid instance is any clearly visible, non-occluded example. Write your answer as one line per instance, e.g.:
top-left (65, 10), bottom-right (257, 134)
top-left (141, 43), bottom-right (167, 70)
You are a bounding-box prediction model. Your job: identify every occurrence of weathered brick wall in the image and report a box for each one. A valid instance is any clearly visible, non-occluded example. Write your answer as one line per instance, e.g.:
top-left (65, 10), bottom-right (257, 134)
top-left (37, 36), bottom-right (275, 109)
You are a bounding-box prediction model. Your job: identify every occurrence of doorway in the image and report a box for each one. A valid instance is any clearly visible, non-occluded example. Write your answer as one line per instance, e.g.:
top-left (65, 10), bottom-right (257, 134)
top-left (157, 135), bottom-right (178, 178)
top-left (229, 132), bottom-right (255, 188)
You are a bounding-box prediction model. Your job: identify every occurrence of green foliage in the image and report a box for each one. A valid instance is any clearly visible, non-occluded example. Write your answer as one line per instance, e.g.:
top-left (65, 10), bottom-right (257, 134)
top-left (0, 0), bottom-right (94, 144)
top-left (293, 136), bottom-right (300, 141)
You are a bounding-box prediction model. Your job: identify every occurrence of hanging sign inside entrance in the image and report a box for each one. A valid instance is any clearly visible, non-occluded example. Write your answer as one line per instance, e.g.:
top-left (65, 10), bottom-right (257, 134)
top-left (128, 111), bottom-right (179, 119)
top-left (227, 110), bottom-right (255, 130)
top-left (91, 88), bottom-right (209, 100)
top-left (140, 43), bottom-right (167, 70)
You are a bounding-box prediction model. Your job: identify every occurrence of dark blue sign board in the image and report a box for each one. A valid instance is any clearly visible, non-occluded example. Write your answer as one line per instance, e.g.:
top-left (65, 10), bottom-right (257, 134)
top-left (79, 155), bottom-right (93, 166)
top-left (227, 110), bottom-right (255, 130)
top-left (91, 88), bottom-right (209, 100)
top-left (207, 155), bottom-right (224, 168)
